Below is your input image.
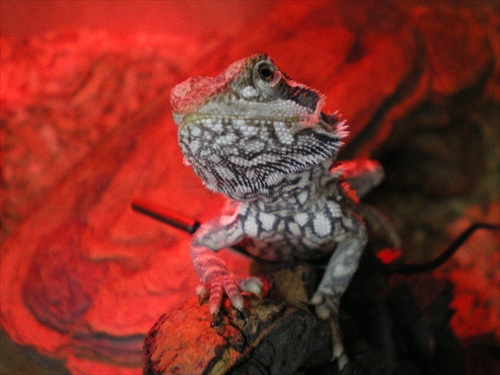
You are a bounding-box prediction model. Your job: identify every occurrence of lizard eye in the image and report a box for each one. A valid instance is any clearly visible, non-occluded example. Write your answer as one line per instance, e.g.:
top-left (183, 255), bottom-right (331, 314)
top-left (257, 63), bottom-right (274, 81)
top-left (252, 59), bottom-right (281, 98)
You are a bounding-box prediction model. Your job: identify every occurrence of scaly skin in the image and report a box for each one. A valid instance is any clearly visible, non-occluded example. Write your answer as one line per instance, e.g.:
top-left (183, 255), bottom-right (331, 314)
top-left (171, 54), bottom-right (385, 366)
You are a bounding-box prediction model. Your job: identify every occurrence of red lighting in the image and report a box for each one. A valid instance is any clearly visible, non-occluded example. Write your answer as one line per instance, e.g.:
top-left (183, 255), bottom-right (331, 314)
top-left (1, 1), bottom-right (498, 374)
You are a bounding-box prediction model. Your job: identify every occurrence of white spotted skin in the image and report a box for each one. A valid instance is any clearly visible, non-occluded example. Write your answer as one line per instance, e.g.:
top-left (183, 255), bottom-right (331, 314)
top-left (171, 54), bottom-right (386, 364)
top-left (235, 174), bottom-right (353, 262)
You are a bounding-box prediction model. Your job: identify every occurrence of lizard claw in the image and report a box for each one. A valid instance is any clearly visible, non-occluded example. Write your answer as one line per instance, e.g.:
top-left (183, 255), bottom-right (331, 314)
top-left (198, 275), bottom-right (265, 317)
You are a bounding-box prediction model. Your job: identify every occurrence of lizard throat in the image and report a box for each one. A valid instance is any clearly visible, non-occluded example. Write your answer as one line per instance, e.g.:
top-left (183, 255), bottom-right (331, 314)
top-left (178, 115), bottom-right (343, 202)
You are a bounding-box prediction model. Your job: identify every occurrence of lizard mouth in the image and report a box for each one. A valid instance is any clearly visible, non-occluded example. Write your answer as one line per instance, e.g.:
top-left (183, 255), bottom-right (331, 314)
top-left (170, 54), bottom-right (259, 116)
top-left (176, 112), bottom-right (303, 129)
top-left (171, 53), bottom-right (326, 130)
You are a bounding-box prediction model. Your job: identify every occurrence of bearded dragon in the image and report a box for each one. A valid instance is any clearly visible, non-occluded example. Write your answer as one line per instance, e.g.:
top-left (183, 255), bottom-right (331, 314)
top-left (170, 54), bottom-right (388, 367)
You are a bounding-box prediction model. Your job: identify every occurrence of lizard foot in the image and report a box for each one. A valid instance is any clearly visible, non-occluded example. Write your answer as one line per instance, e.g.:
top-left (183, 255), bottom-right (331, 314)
top-left (310, 291), bottom-right (348, 369)
top-left (196, 275), bottom-right (264, 317)
top-left (310, 289), bottom-right (339, 320)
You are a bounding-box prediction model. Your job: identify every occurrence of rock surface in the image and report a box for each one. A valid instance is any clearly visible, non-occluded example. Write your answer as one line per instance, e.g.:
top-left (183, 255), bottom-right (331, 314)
top-left (143, 297), bottom-right (333, 375)
top-left (144, 268), bottom-right (465, 375)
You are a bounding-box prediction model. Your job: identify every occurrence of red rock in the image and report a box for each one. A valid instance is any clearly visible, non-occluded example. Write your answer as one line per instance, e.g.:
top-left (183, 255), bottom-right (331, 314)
top-left (410, 4), bottom-right (493, 98)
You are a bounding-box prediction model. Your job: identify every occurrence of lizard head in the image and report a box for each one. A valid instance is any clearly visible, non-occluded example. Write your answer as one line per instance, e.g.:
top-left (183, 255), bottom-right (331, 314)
top-left (170, 54), bottom-right (347, 202)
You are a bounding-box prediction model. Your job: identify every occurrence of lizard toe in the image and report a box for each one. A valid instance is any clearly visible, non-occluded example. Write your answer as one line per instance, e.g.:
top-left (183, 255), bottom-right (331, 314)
top-left (224, 280), bottom-right (245, 312)
top-left (315, 303), bottom-right (332, 320)
top-left (310, 290), bottom-right (339, 320)
top-left (239, 276), bottom-right (264, 296)
top-left (196, 284), bottom-right (210, 305)
top-left (208, 281), bottom-right (224, 316)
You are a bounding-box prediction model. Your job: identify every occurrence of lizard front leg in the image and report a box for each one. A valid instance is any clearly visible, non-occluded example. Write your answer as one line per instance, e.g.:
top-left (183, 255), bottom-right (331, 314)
top-left (310, 218), bottom-right (367, 367)
top-left (336, 159), bottom-right (384, 198)
top-left (191, 216), bottom-right (263, 317)
top-left (338, 160), bottom-right (401, 249)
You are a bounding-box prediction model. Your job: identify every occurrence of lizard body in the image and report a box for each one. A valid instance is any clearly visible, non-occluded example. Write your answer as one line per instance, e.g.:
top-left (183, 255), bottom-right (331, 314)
top-left (171, 54), bottom-right (385, 365)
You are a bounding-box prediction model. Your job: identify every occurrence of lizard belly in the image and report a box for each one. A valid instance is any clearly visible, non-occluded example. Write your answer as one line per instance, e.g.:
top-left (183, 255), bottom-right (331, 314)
top-left (242, 237), bottom-right (336, 262)
top-left (239, 199), bottom-right (349, 262)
